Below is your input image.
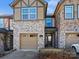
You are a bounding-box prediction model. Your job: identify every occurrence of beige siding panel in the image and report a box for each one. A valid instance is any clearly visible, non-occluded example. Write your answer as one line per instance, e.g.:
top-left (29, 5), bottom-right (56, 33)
top-left (24, 0), bottom-right (28, 5)
top-left (22, 1), bottom-right (26, 7)
top-left (15, 2), bottom-right (21, 7)
top-left (29, 0), bottom-right (35, 5)
top-left (31, 1), bottom-right (36, 6)
top-left (37, 2), bottom-right (43, 6)
top-left (14, 8), bottom-right (20, 20)
top-left (38, 7), bottom-right (44, 19)
top-left (15, 0), bottom-right (28, 7)
top-left (65, 33), bottom-right (79, 48)
top-left (20, 33), bottom-right (38, 49)
top-left (22, 0), bottom-right (28, 7)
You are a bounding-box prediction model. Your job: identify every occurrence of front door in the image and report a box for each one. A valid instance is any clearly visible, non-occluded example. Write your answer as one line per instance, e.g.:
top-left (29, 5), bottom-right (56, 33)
top-left (20, 33), bottom-right (38, 49)
top-left (45, 33), bottom-right (55, 48)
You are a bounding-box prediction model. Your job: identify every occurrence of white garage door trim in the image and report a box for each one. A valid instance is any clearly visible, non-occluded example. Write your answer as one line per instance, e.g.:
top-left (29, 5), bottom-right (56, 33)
top-left (20, 33), bottom-right (38, 50)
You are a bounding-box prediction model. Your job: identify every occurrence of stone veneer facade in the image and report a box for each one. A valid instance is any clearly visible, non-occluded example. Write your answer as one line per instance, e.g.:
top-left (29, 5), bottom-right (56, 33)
top-left (11, 0), bottom-right (47, 50)
top-left (55, 0), bottom-right (79, 48)
top-left (13, 20), bottom-right (45, 50)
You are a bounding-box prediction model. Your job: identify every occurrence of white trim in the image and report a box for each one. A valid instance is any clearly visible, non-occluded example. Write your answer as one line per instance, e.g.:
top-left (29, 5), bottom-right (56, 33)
top-left (65, 5), bottom-right (74, 19)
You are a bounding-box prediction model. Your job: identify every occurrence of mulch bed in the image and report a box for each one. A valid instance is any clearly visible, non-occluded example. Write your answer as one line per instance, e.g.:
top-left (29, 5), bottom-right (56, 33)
top-left (38, 48), bottom-right (77, 59)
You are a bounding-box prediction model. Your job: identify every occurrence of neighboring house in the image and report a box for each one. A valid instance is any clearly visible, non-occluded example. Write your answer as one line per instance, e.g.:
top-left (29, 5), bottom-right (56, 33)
top-left (0, 15), bottom-right (13, 30)
top-left (0, 15), bottom-right (13, 51)
top-left (54, 0), bottom-right (79, 48)
top-left (10, 0), bottom-right (47, 50)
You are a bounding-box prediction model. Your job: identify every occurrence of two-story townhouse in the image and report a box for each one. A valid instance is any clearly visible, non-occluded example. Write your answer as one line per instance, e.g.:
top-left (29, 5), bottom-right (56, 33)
top-left (54, 0), bottom-right (79, 48)
top-left (10, 0), bottom-right (48, 51)
top-left (0, 15), bottom-right (13, 51)
top-left (2, 0), bottom-right (79, 51)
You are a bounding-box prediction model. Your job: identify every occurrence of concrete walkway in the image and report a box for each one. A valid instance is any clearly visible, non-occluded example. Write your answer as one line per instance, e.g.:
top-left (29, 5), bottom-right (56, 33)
top-left (0, 51), bottom-right (38, 59)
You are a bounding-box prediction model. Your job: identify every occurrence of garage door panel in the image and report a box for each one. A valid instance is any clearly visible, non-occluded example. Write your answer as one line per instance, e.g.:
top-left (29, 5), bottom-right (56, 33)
top-left (20, 33), bottom-right (38, 49)
top-left (65, 33), bottom-right (79, 48)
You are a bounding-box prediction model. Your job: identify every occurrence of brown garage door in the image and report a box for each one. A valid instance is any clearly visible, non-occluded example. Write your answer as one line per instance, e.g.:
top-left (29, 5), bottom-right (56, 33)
top-left (65, 33), bottom-right (79, 48)
top-left (20, 33), bottom-right (38, 49)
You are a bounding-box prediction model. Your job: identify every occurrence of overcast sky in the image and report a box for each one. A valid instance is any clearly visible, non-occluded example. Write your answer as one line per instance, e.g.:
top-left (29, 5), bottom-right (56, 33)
top-left (0, 0), bottom-right (60, 15)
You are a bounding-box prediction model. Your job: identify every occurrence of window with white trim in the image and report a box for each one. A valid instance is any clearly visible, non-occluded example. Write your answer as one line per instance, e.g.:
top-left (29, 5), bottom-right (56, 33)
top-left (22, 7), bottom-right (37, 20)
top-left (64, 5), bottom-right (74, 19)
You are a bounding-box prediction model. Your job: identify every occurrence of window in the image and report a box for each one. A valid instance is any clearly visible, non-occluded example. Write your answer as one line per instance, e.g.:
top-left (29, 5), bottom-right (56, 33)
top-left (0, 18), bottom-right (4, 28)
top-left (30, 34), bottom-right (37, 37)
top-left (22, 7), bottom-right (37, 20)
top-left (64, 5), bottom-right (74, 19)
top-left (45, 18), bottom-right (52, 27)
top-left (78, 5), bottom-right (79, 18)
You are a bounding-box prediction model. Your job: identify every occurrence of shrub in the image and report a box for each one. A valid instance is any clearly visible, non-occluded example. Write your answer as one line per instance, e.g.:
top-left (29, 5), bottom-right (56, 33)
top-left (38, 49), bottom-right (76, 59)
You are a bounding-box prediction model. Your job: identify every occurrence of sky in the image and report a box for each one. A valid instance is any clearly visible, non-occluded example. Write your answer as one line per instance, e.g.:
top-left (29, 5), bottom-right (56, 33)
top-left (0, 0), bottom-right (60, 15)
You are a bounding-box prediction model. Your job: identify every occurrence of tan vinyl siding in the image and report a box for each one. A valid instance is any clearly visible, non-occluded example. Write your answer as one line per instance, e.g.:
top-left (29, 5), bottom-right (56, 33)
top-left (31, 2), bottom-right (37, 6)
top-left (14, 0), bottom-right (28, 7)
top-left (38, 2), bottom-right (43, 6)
top-left (14, 8), bottom-right (20, 20)
top-left (22, 1), bottom-right (26, 7)
top-left (15, 2), bottom-right (21, 8)
top-left (29, 0), bottom-right (34, 5)
top-left (38, 7), bottom-right (44, 19)
top-left (24, 0), bottom-right (28, 5)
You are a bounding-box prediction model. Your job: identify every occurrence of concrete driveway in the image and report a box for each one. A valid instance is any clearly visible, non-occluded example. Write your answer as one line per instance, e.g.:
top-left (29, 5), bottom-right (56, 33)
top-left (0, 51), bottom-right (38, 59)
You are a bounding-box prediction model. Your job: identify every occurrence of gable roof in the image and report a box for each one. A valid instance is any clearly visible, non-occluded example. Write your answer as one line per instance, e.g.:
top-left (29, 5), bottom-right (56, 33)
top-left (10, 0), bottom-right (47, 7)
top-left (54, 0), bottom-right (65, 15)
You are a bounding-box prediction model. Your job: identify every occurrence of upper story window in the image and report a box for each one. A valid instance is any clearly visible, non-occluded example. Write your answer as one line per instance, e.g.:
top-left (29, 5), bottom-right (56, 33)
top-left (78, 5), bottom-right (79, 18)
top-left (0, 18), bottom-right (4, 28)
top-left (45, 18), bottom-right (53, 27)
top-left (22, 7), bottom-right (37, 20)
top-left (64, 5), bottom-right (74, 19)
